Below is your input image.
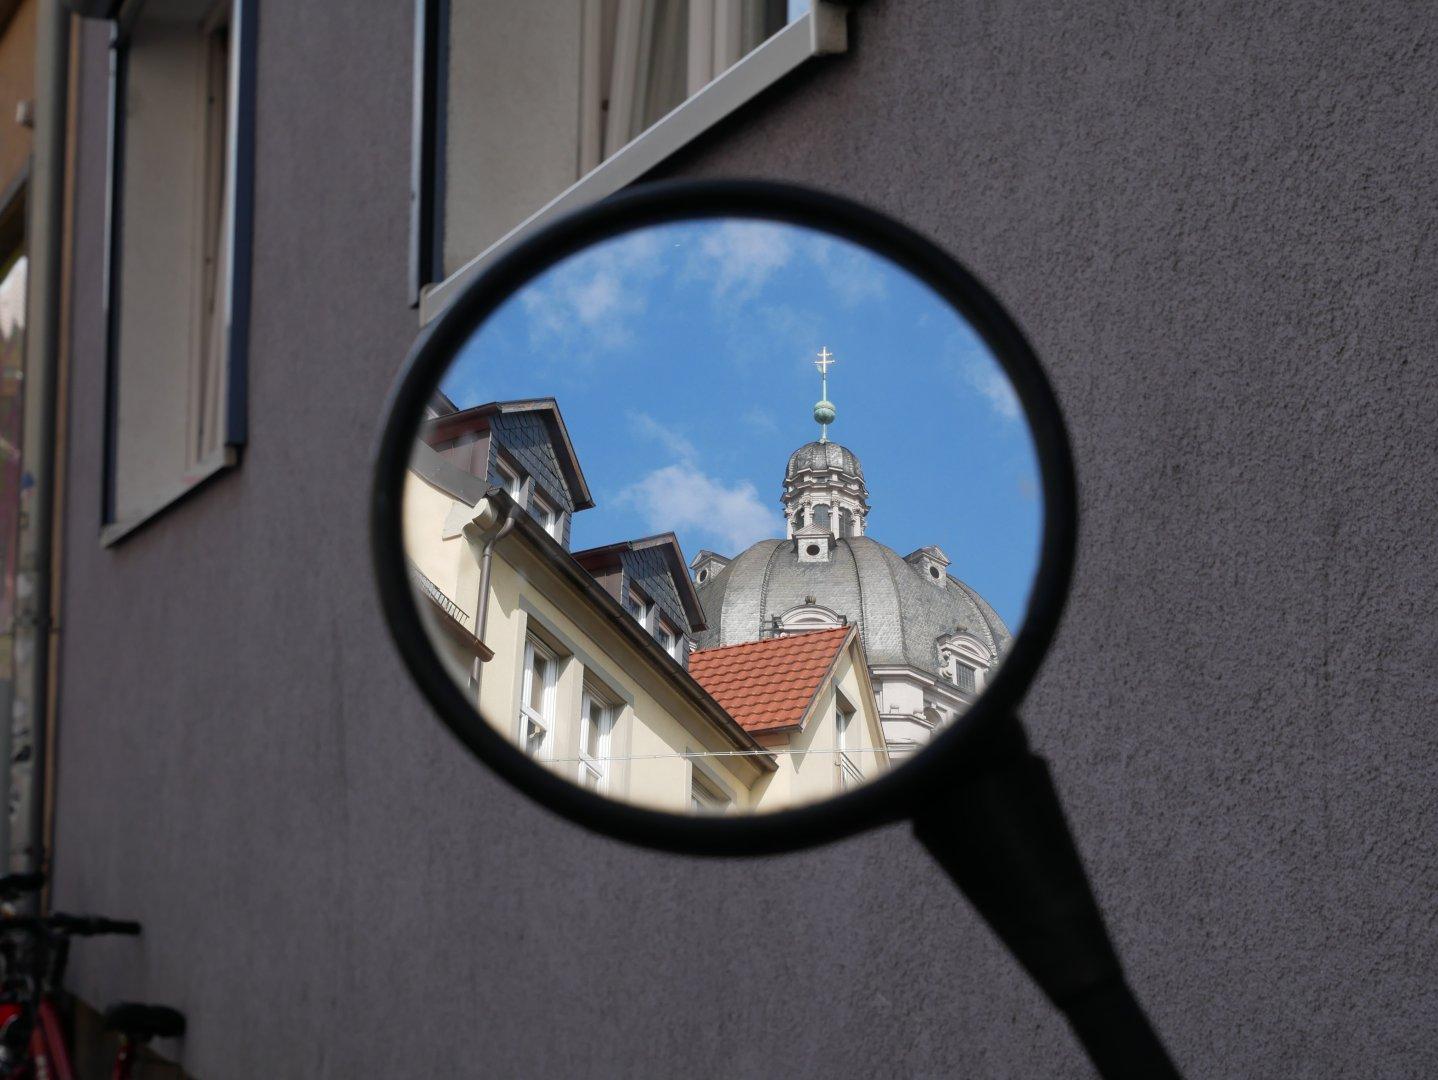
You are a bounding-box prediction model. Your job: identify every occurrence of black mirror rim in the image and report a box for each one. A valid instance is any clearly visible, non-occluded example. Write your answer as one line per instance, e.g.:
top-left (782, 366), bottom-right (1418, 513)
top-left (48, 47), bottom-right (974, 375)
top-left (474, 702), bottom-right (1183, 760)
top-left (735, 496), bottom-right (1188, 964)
top-left (371, 178), bottom-right (1077, 857)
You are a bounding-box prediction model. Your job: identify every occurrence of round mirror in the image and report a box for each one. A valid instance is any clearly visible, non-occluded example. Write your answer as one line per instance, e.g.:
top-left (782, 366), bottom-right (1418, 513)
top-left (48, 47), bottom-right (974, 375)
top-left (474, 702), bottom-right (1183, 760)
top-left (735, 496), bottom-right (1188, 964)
top-left (372, 181), bottom-right (1075, 854)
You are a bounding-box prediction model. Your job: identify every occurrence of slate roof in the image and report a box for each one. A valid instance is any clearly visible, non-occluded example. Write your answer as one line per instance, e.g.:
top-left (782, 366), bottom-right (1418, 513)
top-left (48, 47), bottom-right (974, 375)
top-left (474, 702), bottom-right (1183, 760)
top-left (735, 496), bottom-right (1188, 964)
top-left (693, 536), bottom-right (1011, 675)
top-left (688, 627), bottom-right (852, 734)
top-left (785, 440), bottom-right (865, 481)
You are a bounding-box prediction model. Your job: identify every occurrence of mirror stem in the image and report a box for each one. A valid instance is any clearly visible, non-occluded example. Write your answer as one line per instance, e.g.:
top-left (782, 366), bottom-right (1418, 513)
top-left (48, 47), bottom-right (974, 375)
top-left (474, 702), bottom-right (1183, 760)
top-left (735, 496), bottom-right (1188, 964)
top-left (912, 721), bottom-right (1180, 1080)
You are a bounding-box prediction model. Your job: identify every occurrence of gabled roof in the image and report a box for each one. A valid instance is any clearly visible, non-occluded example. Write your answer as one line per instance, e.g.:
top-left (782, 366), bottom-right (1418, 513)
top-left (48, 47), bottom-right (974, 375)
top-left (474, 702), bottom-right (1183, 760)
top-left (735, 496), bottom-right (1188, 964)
top-left (419, 398), bottom-right (595, 510)
top-left (571, 532), bottom-right (707, 633)
top-left (688, 626), bottom-right (853, 734)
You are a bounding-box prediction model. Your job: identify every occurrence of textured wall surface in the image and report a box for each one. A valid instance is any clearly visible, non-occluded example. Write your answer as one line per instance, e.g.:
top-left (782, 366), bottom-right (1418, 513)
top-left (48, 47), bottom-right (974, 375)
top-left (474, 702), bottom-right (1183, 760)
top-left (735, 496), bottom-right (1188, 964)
top-left (51, 2), bottom-right (1437, 1077)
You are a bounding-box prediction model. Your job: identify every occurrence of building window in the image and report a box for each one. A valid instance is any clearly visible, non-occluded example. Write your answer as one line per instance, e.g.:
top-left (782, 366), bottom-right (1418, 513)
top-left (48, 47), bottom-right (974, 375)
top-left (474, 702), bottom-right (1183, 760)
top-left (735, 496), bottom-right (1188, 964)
top-left (624, 585), bottom-right (652, 629)
top-left (531, 488), bottom-right (562, 540)
top-left (654, 615), bottom-right (685, 664)
top-left (578, 681), bottom-right (615, 791)
top-left (103, 0), bottom-right (256, 541)
top-left (812, 504), bottom-right (830, 529)
top-left (835, 693), bottom-right (862, 789)
top-left (951, 661), bottom-right (976, 694)
top-left (413, 1), bottom-right (847, 314)
top-left (690, 768), bottom-right (731, 813)
top-left (495, 457), bottom-right (524, 500)
top-left (838, 507), bottom-right (853, 537)
top-left (520, 636), bottom-right (558, 758)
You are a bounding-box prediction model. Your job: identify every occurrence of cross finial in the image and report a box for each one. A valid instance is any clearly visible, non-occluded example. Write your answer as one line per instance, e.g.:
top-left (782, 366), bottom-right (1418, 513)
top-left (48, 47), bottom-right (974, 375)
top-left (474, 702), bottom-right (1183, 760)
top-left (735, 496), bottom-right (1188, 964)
top-left (813, 347), bottom-right (837, 442)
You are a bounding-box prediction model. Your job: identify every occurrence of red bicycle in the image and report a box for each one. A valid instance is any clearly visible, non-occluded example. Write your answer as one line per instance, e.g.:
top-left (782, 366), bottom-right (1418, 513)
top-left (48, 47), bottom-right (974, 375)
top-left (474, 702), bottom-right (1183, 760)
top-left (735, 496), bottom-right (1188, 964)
top-left (0, 873), bottom-right (184, 1079)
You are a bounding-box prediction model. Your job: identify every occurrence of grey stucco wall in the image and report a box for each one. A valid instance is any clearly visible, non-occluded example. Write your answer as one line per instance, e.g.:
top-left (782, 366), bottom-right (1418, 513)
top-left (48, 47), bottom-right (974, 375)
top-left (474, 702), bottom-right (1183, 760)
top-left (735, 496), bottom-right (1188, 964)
top-left (51, 2), bottom-right (1436, 1078)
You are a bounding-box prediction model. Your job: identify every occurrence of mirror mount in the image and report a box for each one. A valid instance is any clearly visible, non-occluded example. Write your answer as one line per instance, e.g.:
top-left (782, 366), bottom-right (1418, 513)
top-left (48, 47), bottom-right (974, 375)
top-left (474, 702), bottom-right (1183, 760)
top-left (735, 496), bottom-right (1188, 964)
top-left (913, 719), bottom-right (1180, 1079)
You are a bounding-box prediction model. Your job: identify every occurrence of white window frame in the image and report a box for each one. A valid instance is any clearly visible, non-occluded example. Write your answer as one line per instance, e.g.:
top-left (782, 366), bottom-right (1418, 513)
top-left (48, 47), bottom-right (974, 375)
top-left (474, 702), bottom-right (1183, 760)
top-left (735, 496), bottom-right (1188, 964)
top-left (495, 456), bottom-right (524, 501)
top-left (654, 613), bottom-right (685, 662)
top-left (835, 692), bottom-right (862, 789)
top-left (417, 2), bottom-right (849, 324)
top-left (625, 585), bottom-right (653, 630)
top-left (520, 636), bottom-right (558, 759)
top-left (689, 765), bottom-right (732, 814)
top-left (531, 488), bottom-right (563, 541)
top-left (578, 681), bottom-right (615, 792)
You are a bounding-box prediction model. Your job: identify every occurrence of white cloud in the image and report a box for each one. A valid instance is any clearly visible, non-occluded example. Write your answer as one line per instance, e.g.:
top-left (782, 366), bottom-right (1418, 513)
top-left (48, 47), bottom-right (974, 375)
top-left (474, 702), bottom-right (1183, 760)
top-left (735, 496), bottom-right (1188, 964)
top-left (517, 229), bottom-right (665, 353)
top-left (627, 411), bottom-right (697, 461)
top-left (621, 410), bottom-right (783, 552)
top-left (619, 464), bottom-right (780, 553)
top-left (741, 407), bottom-right (778, 433)
top-left (806, 236), bottom-right (886, 307)
top-left (963, 357), bottom-right (1022, 421)
top-left (690, 222), bottom-right (795, 301)
top-left (943, 330), bottom-right (1022, 423)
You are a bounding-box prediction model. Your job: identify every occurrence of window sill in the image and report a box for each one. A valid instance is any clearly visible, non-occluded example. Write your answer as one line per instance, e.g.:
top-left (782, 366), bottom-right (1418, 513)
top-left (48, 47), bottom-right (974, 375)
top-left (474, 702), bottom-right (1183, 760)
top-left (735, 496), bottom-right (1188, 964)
top-left (99, 447), bottom-right (238, 547)
top-left (417, 2), bottom-right (849, 326)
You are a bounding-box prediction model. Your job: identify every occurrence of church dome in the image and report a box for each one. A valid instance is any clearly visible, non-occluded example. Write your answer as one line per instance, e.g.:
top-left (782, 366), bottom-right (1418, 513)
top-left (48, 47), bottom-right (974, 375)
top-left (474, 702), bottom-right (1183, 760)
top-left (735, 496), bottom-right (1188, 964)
top-left (785, 440), bottom-right (864, 482)
top-left (692, 536), bottom-right (1011, 677)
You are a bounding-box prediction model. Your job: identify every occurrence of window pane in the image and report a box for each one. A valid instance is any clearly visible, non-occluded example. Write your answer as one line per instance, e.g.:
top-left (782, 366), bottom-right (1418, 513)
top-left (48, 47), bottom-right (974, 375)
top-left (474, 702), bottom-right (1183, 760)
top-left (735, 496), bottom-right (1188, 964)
top-left (528, 650), bottom-right (549, 708)
top-left (584, 700), bottom-right (603, 758)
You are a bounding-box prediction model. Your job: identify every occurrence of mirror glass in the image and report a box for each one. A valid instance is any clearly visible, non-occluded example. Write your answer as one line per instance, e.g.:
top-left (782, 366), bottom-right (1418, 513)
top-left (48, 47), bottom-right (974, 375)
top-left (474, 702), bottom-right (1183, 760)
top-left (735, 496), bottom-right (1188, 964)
top-left (402, 218), bottom-right (1042, 815)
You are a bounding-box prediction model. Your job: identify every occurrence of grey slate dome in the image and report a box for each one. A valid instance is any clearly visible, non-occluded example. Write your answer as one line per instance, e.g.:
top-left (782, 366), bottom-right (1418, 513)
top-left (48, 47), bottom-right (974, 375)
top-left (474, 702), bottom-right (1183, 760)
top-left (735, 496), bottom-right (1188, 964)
top-left (785, 440), bottom-right (864, 481)
top-left (692, 536), bottom-right (1011, 676)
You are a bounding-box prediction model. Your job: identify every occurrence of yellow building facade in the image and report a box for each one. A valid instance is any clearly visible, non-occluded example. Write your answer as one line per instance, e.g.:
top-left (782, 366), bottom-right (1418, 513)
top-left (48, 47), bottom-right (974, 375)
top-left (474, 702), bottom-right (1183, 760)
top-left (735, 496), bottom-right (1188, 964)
top-left (403, 442), bottom-right (889, 814)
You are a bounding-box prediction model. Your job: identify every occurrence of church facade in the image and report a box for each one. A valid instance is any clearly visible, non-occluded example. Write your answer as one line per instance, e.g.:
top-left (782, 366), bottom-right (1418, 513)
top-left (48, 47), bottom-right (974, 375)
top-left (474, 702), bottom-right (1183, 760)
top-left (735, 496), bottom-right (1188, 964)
top-left (691, 357), bottom-right (1012, 761)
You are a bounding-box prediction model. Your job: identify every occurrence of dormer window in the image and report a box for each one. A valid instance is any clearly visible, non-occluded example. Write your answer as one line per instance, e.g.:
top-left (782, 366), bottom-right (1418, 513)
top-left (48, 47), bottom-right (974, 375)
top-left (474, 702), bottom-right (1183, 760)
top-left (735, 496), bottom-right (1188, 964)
top-left (496, 458), bottom-right (523, 500)
top-left (777, 602), bottom-right (843, 633)
top-left (689, 550), bottom-right (731, 586)
top-left (950, 661), bottom-right (976, 694)
top-left (654, 615), bottom-right (686, 665)
top-left (905, 546), bottom-right (952, 586)
top-left (938, 630), bottom-right (993, 699)
top-left (624, 587), bottom-right (651, 626)
top-left (531, 489), bottom-right (562, 541)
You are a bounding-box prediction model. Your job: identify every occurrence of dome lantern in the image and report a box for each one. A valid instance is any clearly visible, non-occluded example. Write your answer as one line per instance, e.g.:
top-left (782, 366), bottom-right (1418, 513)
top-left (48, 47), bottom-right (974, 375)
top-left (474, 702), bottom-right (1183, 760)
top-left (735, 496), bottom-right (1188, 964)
top-left (783, 348), bottom-right (870, 540)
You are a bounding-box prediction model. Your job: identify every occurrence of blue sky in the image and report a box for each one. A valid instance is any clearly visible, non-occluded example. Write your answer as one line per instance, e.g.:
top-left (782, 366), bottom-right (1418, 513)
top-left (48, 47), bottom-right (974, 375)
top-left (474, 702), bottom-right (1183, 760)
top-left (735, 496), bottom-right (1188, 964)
top-left (440, 220), bottom-right (1042, 630)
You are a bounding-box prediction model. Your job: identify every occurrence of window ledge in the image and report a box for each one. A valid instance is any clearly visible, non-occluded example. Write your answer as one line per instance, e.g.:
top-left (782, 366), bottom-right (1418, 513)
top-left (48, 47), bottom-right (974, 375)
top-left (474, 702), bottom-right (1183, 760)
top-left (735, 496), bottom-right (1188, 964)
top-left (99, 448), bottom-right (237, 547)
top-left (418, 2), bottom-right (848, 326)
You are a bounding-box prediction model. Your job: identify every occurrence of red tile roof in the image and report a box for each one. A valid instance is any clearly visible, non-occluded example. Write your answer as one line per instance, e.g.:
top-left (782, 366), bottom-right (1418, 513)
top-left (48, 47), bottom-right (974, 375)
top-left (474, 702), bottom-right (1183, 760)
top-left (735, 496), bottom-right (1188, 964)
top-left (688, 627), bottom-right (851, 734)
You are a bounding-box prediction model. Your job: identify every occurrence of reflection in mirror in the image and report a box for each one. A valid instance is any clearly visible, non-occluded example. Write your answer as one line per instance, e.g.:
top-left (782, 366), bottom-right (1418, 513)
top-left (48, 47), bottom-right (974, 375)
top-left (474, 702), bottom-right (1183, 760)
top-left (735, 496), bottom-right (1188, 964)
top-left (403, 219), bottom-right (1042, 815)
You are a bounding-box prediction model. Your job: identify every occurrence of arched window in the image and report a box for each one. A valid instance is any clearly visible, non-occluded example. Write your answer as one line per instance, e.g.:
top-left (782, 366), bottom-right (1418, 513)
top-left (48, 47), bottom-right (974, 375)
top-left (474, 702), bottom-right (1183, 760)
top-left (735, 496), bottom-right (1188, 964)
top-left (937, 631), bottom-right (993, 700)
top-left (813, 504), bottom-right (831, 528)
top-left (777, 603), bottom-right (843, 632)
top-left (838, 508), bottom-right (853, 536)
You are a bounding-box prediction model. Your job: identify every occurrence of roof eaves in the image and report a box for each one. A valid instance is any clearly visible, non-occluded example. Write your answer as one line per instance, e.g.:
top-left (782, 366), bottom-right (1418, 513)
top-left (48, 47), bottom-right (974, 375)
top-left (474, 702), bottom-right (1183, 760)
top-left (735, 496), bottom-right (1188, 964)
top-left (489, 491), bottom-right (773, 770)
